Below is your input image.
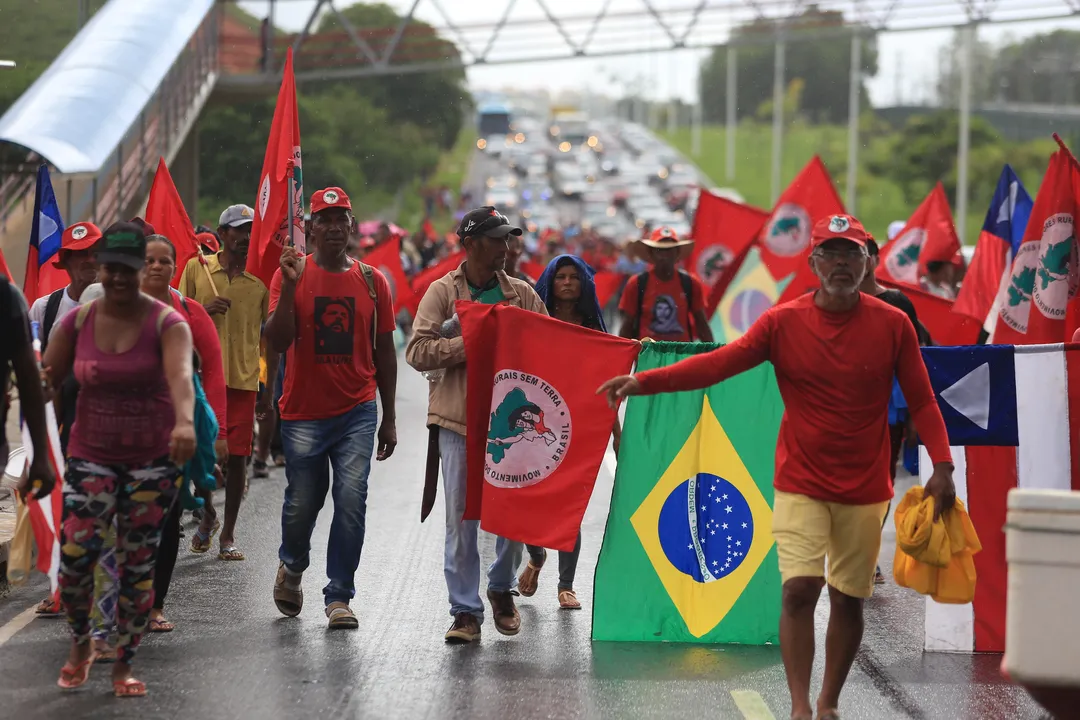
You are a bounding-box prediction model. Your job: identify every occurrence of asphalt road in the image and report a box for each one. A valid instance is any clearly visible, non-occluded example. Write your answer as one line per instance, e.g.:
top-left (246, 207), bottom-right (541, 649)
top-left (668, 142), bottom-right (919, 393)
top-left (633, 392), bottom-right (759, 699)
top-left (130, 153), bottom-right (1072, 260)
top-left (0, 361), bottom-right (1049, 720)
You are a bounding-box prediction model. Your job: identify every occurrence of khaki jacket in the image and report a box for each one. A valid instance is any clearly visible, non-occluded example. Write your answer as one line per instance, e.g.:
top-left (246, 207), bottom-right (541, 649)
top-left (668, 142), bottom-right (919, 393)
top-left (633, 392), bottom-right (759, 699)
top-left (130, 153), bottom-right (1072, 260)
top-left (406, 264), bottom-right (548, 434)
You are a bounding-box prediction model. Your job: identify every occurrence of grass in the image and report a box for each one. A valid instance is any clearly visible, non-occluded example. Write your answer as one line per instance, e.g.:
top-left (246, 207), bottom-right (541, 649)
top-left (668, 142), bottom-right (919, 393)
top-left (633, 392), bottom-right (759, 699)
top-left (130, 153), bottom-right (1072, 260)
top-left (394, 128), bottom-right (476, 233)
top-left (661, 123), bottom-right (989, 247)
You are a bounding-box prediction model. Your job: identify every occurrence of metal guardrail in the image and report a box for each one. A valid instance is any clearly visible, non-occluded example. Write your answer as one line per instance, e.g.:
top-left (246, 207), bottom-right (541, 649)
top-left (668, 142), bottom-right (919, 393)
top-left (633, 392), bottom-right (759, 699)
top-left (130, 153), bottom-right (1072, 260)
top-left (0, 5), bottom-right (220, 233)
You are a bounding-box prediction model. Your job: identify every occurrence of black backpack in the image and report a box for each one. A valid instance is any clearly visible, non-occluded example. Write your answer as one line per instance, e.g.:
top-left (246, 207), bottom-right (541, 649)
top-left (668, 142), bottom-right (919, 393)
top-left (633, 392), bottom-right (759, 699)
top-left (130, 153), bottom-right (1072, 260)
top-left (635, 270), bottom-right (694, 338)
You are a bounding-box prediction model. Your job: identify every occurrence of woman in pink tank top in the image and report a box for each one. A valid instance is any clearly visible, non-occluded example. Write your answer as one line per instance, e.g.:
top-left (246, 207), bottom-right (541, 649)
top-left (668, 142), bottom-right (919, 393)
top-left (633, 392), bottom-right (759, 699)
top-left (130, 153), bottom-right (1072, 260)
top-left (42, 222), bottom-right (196, 698)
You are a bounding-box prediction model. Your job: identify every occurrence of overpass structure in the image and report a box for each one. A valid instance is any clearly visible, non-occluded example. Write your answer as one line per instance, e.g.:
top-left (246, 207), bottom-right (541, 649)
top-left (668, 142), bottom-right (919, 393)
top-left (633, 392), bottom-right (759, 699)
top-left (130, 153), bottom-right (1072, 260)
top-left (1, 0), bottom-right (1078, 278)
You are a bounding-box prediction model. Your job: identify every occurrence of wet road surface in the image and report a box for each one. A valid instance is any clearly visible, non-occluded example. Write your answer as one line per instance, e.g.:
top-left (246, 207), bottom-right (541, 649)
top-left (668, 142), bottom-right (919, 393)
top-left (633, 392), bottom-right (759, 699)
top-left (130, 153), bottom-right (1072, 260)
top-left (0, 362), bottom-right (1047, 720)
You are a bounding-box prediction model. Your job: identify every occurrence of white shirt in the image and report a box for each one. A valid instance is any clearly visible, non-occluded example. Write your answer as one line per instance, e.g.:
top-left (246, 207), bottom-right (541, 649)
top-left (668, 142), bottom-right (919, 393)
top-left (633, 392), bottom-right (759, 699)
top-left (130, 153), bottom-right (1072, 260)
top-left (28, 285), bottom-right (81, 337)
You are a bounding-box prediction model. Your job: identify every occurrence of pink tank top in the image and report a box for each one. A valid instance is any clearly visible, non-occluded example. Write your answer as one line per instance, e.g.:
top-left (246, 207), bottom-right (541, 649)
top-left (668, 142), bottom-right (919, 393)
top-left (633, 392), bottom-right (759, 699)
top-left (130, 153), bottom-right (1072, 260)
top-left (63, 300), bottom-right (184, 465)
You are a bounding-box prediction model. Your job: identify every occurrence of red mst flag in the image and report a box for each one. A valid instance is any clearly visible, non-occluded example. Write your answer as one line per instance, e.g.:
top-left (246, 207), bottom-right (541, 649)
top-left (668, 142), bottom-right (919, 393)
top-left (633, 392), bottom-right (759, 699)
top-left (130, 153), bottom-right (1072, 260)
top-left (520, 260), bottom-right (546, 284)
top-left (995, 151), bottom-right (1079, 345)
top-left (877, 182), bottom-right (961, 286)
top-left (593, 270), bottom-right (623, 308)
top-left (248, 47), bottom-right (303, 288)
top-left (407, 250), bottom-right (465, 315)
top-left (879, 279), bottom-right (981, 345)
top-left (144, 158), bottom-right (200, 289)
top-left (363, 238), bottom-right (415, 314)
top-left (758, 156), bottom-right (845, 281)
top-left (0, 248), bottom-right (11, 282)
top-left (691, 190), bottom-right (769, 311)
top-left (458, 302), bottom-right (638, 551)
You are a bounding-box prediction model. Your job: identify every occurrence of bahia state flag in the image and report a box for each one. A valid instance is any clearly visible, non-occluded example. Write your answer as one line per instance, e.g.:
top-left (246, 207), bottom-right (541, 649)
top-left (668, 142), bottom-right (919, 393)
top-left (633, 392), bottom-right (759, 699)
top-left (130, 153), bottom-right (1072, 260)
top-left (593, 342), bottom-right (784, 643)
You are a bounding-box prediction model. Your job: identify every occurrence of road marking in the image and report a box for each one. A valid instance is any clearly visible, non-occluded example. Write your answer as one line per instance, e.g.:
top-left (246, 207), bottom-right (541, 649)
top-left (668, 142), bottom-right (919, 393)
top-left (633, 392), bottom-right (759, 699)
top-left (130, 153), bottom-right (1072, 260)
top-left (603, 449), bottom-right (617, 479)
top-left (730, 690), bottom-right (777, 720)
top-left (0, 605), bottom-right (39, 648)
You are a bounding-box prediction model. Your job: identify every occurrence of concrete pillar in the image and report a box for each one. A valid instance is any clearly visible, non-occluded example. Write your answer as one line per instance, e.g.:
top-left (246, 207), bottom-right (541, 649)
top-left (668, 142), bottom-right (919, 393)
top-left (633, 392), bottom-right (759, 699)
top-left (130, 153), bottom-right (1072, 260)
top-left (170, 128), bottom-right (201, 221)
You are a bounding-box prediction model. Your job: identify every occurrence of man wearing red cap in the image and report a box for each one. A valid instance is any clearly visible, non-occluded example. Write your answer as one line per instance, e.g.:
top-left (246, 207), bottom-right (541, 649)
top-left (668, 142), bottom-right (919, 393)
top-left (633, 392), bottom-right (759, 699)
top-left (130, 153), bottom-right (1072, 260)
top-left (265, 187), bottom-right (398, 630)
top-left (599, 214), bottom-right (956, 720)
top-left (617, 226), bottom-right (713, 343)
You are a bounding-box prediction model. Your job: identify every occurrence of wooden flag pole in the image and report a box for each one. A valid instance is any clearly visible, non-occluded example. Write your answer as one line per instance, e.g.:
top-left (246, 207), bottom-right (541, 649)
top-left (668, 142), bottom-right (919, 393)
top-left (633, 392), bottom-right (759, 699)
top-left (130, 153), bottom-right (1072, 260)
top-left (197, 253), bottom-right (220, 297)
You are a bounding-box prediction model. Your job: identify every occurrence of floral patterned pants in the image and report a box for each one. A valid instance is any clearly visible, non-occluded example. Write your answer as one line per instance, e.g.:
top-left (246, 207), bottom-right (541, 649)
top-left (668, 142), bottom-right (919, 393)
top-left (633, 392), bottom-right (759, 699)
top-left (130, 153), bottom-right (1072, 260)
top-left (60, 456), bottom-right (180, 664)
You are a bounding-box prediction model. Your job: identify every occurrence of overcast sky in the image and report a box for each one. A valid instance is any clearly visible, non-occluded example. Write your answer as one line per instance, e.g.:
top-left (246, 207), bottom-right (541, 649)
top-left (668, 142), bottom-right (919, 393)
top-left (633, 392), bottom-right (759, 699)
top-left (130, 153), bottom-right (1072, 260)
top-left (238, 0), bottom-right (1076, 108)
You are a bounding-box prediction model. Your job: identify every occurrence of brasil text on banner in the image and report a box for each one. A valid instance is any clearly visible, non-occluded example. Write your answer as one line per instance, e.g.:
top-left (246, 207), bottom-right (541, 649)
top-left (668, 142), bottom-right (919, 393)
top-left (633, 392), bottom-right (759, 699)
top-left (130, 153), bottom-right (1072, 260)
top-left (593, 342), bottom-right (784, 643)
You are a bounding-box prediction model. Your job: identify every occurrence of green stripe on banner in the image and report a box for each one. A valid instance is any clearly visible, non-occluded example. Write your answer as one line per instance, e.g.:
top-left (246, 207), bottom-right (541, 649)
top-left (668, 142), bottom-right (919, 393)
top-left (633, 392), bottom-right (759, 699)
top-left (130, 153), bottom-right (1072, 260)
top-left (592, 341), bottom-right (784, 643)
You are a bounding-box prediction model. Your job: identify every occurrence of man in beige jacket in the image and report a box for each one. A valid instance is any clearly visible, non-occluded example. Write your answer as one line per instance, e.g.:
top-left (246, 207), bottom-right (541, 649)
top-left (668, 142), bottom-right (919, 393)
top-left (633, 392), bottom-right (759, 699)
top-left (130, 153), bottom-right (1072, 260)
top-left (406, 207), bottom-right (547, 644)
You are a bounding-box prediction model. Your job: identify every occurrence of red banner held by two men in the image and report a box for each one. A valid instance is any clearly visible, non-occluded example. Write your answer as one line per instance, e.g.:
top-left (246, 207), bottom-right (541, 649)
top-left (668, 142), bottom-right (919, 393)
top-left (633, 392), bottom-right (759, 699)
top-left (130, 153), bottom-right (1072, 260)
top-left (459, 302), bottom-right (638, 552)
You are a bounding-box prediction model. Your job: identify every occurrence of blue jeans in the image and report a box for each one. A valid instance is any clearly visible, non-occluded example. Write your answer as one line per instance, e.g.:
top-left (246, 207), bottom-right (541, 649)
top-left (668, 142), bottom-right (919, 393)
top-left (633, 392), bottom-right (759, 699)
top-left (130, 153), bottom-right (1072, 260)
top-left (439, 428), bottom-right (522, 621)
top-left (279, 401), bottom-right (377, 606)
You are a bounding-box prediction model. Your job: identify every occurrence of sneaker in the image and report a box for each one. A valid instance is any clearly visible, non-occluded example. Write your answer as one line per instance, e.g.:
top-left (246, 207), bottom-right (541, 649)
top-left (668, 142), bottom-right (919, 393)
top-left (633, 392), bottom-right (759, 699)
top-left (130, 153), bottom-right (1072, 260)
top-left (874, 565), bottom-right (886, 585)
top-left (444, 612), bottom-right (482, 644)
top-left (273, 562), bottom-right (303, 617)
top-left (486, 589), bottom-right (521, 636)
top-left (326, 602), bottom-right (359, 630)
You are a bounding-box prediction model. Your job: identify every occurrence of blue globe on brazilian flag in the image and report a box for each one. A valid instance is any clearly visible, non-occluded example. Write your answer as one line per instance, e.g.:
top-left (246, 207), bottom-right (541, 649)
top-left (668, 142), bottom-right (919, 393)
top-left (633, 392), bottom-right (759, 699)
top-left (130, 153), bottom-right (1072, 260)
top-left (593, 343), bottom-right (784, 643)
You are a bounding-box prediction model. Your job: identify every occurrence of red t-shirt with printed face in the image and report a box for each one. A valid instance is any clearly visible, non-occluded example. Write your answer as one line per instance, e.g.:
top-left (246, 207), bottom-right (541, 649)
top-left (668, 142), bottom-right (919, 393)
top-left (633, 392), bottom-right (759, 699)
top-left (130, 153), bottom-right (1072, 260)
top-left (618, 270), bottom-right (706, 342)
top-left (269, 259), bottom-right (395, 421)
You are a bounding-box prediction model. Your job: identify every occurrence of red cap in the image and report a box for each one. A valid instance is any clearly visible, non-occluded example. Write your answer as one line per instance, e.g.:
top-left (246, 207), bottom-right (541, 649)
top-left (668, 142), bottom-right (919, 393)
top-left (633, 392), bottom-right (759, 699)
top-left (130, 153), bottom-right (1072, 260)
top-left (196, 231), bottom-right (220, 253)
top-left (52, 222), bottom-right (103, 267)
top-left (128, 216), bottom-right (157, 236)
top-left (359, 236), bottom-right (377, 249)
top-left (810, 214), bottom-right (869, 250)
top-left (311, 187), bottom-right (352, 215)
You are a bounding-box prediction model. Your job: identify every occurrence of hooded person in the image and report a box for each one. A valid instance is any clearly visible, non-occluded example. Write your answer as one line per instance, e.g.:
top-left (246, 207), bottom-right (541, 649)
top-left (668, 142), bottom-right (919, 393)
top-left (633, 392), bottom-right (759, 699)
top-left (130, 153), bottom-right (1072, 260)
top-left (534, 254), bottom-right (607, 332)
top-left (516, 253), bottom-right (618, 610)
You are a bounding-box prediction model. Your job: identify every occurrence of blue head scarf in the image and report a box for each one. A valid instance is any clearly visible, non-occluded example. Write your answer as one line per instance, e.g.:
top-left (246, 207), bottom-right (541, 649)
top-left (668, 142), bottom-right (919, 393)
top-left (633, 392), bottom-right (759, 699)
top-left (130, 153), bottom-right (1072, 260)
top-left (535, 254), bottom-right (607, 332)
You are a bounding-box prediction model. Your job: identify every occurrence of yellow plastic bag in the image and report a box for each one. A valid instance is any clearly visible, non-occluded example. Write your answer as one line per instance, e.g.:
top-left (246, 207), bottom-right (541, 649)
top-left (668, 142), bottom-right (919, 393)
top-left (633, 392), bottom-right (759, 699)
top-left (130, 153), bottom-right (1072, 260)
top-left (893, 486), bottom-right (981, 604)
top-left (6, 492), bottom-right (34, 586)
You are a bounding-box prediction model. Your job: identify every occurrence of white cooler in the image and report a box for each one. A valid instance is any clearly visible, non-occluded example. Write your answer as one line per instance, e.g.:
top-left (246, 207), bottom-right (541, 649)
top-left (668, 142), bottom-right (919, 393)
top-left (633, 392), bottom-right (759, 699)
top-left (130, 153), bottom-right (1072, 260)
top-left (1003, 488), bottom-right (1080, 685)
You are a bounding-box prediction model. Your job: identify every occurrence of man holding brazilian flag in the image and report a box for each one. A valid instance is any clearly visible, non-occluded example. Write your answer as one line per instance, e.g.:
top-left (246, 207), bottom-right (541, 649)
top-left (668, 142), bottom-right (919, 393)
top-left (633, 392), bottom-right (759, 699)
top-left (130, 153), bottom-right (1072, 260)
top-left (596, 214), bottom-right (956, 720)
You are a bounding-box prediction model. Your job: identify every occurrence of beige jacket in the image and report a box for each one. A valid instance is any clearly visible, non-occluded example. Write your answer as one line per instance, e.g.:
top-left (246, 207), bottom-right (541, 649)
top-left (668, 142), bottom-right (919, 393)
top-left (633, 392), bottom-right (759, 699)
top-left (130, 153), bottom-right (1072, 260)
top-left (405, 264), bottom-right (548, 434)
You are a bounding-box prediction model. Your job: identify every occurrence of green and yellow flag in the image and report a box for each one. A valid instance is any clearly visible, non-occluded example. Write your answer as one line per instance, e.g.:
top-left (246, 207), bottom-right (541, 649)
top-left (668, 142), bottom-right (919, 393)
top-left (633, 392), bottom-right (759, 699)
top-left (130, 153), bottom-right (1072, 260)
top-left (593, 342), bottom-right (784, 644)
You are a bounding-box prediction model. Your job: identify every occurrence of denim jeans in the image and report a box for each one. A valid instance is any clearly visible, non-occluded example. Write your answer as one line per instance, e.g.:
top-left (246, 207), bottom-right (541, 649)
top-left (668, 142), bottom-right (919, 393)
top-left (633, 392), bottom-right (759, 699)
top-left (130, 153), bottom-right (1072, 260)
top-left (440, 428), bottom-right (522, 620)
top-left (279, 401), bottom-right (377, 606)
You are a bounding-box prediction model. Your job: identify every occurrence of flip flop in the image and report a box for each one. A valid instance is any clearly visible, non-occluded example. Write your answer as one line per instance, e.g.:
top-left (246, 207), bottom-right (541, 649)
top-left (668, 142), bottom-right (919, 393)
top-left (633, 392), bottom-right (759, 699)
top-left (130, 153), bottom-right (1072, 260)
top-left (113, 677), bottom-right (147, 698)
top-left (57, 652), bottom-right (96, 689)
top-left (218, 545), bottom-right (245, 561)
top-left (518, 550), bottom-right (546, 597)
top-left (36, 597), bottom-right (62, 616)
top-left (148, 616), bottom-right (175, 633)
top-left (93, 642), bottom-right (117, 664)
top-left (558, 589), bottom-right (582, 610)
top-left (190, 519), bottom-right (220, 554)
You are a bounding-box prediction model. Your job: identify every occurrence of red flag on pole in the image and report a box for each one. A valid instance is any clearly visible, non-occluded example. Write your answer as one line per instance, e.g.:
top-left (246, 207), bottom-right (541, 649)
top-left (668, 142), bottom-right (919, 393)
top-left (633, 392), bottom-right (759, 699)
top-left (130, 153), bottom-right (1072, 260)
top-left (593, 270), bottom-right (623, 309)
top-left (0, 248), bottom-right (11, 282)
top-left (690, 190), bottom-right (770, 316)
top-left (877, 182), bottom-right (961, 287)
top-left (994, 151), bottom-right (1079, 345)
top-left (758, 157), bottom-right (845, 281)
top-left (408, 251), bottom-right (465, 314)
top-left (459, 302), bottom-right (638, 550)
top-left (248, 47), bottom-right (304, 288)
top-left (145, 158), bottom-right (201, 289)
top-left (363, 238), bottom-right (415, 314)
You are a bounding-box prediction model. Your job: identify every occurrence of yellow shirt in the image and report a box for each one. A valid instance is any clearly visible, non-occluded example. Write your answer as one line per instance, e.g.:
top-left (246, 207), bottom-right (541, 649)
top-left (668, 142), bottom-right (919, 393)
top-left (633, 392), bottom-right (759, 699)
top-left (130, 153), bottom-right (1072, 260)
top-left (179, 253), bottom-right (268, 392)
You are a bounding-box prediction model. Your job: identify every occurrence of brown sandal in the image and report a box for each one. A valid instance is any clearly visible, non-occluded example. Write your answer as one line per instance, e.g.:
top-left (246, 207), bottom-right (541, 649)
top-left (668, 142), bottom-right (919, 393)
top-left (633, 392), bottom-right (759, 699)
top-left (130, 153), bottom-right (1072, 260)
top-left (517, 551), bottom-right (546, 597)
top-left (558, 589), bottom-right (582, 609)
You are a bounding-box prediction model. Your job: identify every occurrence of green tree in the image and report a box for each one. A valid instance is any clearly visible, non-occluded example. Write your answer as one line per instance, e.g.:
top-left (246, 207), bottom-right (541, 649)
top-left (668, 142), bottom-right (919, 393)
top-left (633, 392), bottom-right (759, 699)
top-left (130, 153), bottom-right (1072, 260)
top-left (309, 2), bottom-right (470, 151)
top-left (699, 5), bottom-right (878, 125)
top-left (994, 30), bottom-right (1080, 105)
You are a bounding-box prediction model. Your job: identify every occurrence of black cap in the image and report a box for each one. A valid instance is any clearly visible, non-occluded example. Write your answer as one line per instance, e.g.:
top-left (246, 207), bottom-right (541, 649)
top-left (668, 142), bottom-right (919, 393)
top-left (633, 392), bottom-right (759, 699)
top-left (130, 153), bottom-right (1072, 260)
top-left (95, 221), bottom-right (147, 270)
top-left (457, 206), bottom-right (522, 239)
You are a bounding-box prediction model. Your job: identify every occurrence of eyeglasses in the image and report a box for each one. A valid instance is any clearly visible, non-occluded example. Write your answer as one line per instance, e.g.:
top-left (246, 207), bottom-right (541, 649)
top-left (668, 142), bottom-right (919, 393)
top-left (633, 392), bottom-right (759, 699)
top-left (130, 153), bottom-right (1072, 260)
top-left (813, 248), bottom-right (866, 261)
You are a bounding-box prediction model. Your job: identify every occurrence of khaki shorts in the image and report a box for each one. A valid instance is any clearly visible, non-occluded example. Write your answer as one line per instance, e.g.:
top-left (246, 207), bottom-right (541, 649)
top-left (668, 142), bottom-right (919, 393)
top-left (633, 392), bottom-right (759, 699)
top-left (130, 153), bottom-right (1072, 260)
top-left (772, 490), bottom-right (890, 599)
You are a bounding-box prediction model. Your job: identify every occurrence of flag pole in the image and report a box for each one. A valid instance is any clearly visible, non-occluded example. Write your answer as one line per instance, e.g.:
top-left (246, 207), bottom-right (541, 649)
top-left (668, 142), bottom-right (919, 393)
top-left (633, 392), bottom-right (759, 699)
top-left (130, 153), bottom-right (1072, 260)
top-left (1053, 133), bottom-right (1080, 172)
top-left (286, 159), bottom-right (296, 248)
top-left (197, 253), bottom-right (220, 297)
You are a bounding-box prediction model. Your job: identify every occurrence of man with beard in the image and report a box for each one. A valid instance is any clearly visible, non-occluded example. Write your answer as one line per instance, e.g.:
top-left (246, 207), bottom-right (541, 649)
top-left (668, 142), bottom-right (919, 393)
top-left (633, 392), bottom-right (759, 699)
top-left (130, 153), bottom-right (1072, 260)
top-left (179, 203), bottom-right (269, 562)
top-left (266, 187), bottom-right (397, 629)
top-left (598, 215), bottom-right (954, 720)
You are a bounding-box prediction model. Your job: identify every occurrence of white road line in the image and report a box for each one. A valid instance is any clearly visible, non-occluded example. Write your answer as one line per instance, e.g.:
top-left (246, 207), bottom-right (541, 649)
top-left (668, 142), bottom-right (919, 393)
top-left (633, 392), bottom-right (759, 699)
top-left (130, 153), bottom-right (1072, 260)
top-left (0, 605), bottom-right (39, 648)
top-left (730, 690), bottom-right (777, 720)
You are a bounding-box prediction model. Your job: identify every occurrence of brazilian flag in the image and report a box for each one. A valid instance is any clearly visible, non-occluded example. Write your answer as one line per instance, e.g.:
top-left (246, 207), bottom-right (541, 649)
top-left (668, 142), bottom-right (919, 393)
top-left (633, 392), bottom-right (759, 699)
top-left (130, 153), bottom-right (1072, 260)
top-left (593, 342), bottom-right (784, 643)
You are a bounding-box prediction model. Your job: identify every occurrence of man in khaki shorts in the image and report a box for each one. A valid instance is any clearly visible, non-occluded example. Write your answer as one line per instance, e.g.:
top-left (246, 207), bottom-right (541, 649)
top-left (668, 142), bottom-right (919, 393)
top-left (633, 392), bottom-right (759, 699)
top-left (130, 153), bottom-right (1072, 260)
top-left (599, 214), bottom-right (956, 720)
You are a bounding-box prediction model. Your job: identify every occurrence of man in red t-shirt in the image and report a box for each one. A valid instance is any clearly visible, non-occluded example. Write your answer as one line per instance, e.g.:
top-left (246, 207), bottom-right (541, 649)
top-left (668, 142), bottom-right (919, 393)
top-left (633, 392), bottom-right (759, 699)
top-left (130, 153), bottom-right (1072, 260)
top-left (264, 187), bottom-right (398, 630)
top-left (600, 214), bottom-right (956, 720)
top-left (617, 227), bottom-right (713, 343)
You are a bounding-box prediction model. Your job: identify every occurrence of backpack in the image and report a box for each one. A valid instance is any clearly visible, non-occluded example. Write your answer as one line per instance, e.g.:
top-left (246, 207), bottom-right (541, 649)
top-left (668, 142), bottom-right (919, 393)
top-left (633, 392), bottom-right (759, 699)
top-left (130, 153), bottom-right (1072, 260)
top-left (357, 261), bottom-right (379, 353)
top-left (634, 270), bottom-right (695, 339)
top-left (41, 288), bottom-right (66, 353)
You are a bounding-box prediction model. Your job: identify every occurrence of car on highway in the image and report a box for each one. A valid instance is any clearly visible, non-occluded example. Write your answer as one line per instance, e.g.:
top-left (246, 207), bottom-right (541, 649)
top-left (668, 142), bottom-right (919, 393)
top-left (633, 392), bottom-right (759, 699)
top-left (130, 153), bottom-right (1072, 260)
top-left (553, 163), bottom-right (587, 198)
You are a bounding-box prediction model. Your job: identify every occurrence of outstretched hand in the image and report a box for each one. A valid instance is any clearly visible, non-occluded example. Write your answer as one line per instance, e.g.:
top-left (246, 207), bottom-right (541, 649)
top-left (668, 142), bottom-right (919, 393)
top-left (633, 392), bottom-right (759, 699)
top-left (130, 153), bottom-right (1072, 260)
top-left (596, 375), bottom-right (642, 411)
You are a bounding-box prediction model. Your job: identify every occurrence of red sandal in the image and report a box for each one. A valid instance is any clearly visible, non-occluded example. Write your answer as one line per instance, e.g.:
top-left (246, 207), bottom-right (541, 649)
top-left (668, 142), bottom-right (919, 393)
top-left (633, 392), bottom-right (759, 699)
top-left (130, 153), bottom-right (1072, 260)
top-left (113, 677), bottom-right (147, 698)
top-left (57, 652), bottom-right (96, 689)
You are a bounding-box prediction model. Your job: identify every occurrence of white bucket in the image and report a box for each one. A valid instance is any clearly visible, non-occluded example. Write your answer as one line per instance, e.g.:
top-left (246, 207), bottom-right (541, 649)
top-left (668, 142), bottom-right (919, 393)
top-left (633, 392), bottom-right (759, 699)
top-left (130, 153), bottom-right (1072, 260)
top-left (1003, 488), bottom-right (1080, 686)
